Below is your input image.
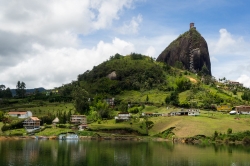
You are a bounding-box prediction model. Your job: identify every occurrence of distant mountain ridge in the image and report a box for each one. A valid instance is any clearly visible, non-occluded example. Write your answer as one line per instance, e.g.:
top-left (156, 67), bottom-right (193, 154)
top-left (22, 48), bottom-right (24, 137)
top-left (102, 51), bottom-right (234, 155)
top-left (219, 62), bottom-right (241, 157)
top-left (10, 87), bottom-right (46, 96)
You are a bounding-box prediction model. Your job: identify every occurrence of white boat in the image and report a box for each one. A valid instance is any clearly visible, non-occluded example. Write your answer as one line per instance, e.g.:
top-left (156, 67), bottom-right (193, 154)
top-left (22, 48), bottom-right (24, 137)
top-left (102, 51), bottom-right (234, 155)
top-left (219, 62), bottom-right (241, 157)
top-left (58, 132), bottom-right (79, 140)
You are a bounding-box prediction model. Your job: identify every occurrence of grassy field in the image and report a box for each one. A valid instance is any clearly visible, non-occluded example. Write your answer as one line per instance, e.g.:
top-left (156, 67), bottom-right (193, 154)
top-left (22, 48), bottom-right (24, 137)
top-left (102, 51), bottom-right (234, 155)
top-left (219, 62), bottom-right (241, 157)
top-left (117, 89), bottom-right (169, 105)
top-left (149, 110), bottom-right (250, 137)
top-left (4, 102), bottom-right (75, 117)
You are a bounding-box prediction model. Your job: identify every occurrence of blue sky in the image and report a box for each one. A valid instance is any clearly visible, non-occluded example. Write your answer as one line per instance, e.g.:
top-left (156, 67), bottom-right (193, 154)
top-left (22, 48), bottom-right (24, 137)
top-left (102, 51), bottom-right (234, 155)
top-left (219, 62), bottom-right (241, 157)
top-left (1, 0), bottom-right (250, 89)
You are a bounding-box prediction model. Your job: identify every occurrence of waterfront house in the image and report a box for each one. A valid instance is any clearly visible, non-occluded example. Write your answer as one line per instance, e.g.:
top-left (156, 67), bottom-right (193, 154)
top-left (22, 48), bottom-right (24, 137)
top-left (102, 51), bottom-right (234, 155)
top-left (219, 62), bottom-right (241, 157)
top-left (70, 115), bottom-right (87, 125)
top-left (23, 117), bottom-right (41, 132)
top-left (8, 111), bottom-right (33, 119)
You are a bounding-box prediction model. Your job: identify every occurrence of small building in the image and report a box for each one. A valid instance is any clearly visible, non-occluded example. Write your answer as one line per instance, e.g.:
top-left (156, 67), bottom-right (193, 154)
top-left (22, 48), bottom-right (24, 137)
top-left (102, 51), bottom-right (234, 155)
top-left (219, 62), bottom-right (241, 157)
top-left (70, 115), bottom-right (87, 125)
top-left (142, 112), bottom-right (153, 117)
top-left (235, 105), bottom-right (250, 115)
top-left (78, 124), bottom-right (88, 131)
top-left (52, 117), bottom-right (60, 126)
top-left (168, 109), bottom-right (200, 116)
top-left (104, 98), bottom-right (115, 106)
top-left (8, 111), bottom-right (32, 119)
top-left (142, 112), bottom-right (162, 117)
top-left (228, 81), bottom-right (243, 87)
top-left (23, 117), bottom-right (41, 132)
top-left (115, 112), bottom-right (131, 121)
top-left (187, 109), bottom-right (200, 116)
top-left (216, 105), bottom-right (231, 112)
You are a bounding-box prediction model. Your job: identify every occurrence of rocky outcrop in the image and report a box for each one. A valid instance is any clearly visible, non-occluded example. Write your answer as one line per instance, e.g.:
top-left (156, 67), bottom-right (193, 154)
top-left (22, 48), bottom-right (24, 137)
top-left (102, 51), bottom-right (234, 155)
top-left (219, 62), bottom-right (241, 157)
top-left (107, 71), bottom-right (117, 80)
top-left (156, 26), bottom-right (212, 75)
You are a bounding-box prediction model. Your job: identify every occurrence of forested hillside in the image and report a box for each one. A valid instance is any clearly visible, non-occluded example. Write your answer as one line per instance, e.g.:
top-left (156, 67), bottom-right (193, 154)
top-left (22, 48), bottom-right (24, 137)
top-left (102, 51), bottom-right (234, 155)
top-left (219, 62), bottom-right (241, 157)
top-left (78, 53), bottom-right (165, 95)
top-left (74, 53), bottom-right (249, 109)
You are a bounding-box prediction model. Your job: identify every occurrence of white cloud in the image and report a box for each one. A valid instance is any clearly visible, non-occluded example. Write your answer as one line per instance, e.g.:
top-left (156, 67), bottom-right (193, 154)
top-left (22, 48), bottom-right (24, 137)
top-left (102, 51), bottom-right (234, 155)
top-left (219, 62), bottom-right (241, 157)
top-left (0, 0), bottom-right (136, 89)
top-left (92, 0), bottom-right (133, 30)
top-left (209, 29), bottom-right (250, 56)
top-left (0, 0), bottom-right (133, 35)
top-left (117, 14), bottom-right (143, 34)
top-left (237, 74), bottom-right (250, 88)
top-left (143, 46), bottom-right (156, 57)
top-left (0, 38), bottom-right (135, 89)
top-left (208, 29), bottom-right (250, 87)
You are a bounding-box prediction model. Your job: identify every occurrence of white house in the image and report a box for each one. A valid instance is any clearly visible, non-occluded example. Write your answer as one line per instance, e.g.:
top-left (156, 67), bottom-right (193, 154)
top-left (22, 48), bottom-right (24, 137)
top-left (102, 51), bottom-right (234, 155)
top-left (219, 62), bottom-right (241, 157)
top-left (70, 115), bottom-right (87, 125)
top-left (168, 109), bottom-right (200, 116)
top-left (235, 105), bottom-right (250, 115)
top-left (23, 117), bottom-right (41, 132)
top-left (8, 111), bottom-right (33, 119)
top-left (115, 112), bottom-right (131, 121)
top-left (187, 109), bottom-right (200, 116)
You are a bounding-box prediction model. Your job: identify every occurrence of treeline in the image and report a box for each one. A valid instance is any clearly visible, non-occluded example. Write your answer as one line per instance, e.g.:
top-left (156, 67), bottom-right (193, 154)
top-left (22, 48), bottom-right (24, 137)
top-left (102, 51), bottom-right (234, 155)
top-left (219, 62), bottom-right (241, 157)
top-left (0, 85), bottom-right (12, 98)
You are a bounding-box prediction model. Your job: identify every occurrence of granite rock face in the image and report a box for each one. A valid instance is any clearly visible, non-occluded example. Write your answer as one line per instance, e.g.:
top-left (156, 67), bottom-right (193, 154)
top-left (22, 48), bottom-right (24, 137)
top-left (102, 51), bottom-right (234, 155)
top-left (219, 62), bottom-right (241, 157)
top-left (156, 28), bottom-right (211, 75)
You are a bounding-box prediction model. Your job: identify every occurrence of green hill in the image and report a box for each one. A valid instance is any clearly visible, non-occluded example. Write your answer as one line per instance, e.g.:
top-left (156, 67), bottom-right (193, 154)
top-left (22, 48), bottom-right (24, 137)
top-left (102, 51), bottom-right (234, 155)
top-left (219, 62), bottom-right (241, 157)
top-left (75, 53), bottom-right (247, 108)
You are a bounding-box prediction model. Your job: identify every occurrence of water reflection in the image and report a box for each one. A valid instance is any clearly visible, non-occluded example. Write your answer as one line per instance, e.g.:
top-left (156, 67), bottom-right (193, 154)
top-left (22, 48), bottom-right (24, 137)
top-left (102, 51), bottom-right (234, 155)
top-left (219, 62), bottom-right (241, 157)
top-left (0, 139), bottom-right (250, 166)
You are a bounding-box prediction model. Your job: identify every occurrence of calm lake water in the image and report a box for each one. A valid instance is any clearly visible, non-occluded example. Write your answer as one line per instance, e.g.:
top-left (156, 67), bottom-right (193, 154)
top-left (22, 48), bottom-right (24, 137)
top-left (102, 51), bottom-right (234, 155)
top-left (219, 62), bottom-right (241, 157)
top-left (0, 139), bottom-right (250, 166)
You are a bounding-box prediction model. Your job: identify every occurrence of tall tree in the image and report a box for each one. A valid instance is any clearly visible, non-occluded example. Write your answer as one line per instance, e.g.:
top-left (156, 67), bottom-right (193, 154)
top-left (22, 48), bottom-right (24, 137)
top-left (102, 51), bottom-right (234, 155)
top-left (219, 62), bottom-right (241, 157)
top-left (4, 88), bottom-right (12, 98)
top-left (16, 81), bottom-right (26, 98)
top-left (0, 84), bottom-right (6, 98)
top-left (72, 86), bottom-right (89, 115)
top-left (0, 85), bottom-right (12, 98)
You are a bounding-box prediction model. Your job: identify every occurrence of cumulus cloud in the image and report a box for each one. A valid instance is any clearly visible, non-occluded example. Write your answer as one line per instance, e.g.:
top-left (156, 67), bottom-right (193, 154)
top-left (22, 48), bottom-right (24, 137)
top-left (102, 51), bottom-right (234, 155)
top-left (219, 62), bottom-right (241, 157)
top-left (0, 0), bottom-right (136, 89)
top-left (117, 14), bottom-right (143, 34)
top-left (208, 29), bottom-right (250, 87)
top-left (143, 46), bottom-right (156, 57)
top-left (0, 38), bottom-right (135, 89)
top-left (209, 29), bottom-right (250, 56)
top-left (237, 75), bottom-right (250, 88)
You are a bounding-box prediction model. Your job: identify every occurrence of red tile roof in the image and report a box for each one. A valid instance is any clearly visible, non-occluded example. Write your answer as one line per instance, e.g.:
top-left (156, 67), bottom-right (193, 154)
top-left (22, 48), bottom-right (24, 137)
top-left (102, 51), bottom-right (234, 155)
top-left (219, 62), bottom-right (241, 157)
top-left (30, 117), bottom-right (40, 121)
top-left (8, 112), bottom-right (27, 115)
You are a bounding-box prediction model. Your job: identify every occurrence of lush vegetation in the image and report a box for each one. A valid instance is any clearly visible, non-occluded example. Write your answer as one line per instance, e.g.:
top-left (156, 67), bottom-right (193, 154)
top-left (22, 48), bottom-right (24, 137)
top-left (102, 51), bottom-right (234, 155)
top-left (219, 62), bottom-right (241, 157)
top-left (1, 53), bottom-right (250, 141)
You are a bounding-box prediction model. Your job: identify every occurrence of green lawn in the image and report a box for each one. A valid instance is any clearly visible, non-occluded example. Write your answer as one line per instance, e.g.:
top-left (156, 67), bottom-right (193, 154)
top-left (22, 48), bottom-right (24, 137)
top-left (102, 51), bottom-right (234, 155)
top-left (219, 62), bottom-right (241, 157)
top-left (7, 102), bottom-right (75, 117)
top-left (149, 110), bottom-right (250, 137)
top-left (117, 89), bottom-right (169, 105)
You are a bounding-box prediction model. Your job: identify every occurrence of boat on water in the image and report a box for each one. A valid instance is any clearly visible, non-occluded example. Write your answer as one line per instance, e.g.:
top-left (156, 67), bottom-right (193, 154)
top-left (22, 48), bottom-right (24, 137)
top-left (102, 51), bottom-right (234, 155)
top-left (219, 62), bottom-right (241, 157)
top-left (58, 132), bottom-right (79, 140)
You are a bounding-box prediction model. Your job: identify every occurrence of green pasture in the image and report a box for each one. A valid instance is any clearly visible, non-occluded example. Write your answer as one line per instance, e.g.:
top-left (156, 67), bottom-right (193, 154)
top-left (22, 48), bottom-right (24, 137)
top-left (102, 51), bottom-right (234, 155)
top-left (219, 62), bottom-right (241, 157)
top-left (117, 89), bottom-right (169, 105)
top-left (8, 102), bottom-right (75, 116)
top-left (149, 110), bottom-right (250, 137)
top-left (88, 118), bottom-right (148, 135)
top-left (36, 127), bottom-right (73, 136)
top-left (0, 128), bottom-right (26, 136)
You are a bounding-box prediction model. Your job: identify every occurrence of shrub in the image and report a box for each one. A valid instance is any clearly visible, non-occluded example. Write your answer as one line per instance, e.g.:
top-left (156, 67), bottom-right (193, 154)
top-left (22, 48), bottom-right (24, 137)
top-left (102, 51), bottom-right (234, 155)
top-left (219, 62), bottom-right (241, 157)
top-left (10, 133), bottom-right (23, 136)
top-left (1, 124), bottom-right (11, 131)
top-left (58, 124), bottom-right (67, 128)
top-left (242, 136), bottom-right (250, 145)
top-left (227, 128), bottom-right (232, 135)
top-left (128, 107), bottom-right (139, 114)
top-left (213, 131), bottom-right (218, 140)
